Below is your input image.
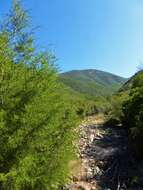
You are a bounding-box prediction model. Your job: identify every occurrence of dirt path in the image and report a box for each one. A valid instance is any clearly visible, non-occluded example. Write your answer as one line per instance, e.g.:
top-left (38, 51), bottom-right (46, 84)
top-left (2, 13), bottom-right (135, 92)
top-left (66, 114), bottom-right (137, 190)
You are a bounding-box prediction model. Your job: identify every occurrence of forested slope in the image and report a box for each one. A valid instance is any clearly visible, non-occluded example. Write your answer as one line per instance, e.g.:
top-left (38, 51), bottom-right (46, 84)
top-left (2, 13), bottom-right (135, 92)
top-left (61, 69), bottom-right (127, 98)
top-left (119, 70), bottom-right (143, 92)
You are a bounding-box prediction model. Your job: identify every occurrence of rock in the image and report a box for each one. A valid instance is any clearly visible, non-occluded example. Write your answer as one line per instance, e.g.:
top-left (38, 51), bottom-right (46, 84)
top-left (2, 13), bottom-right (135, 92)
top-left (93, 166), bottom-right (101, 175)
top-left (89, 134), bottom-right (95, 142)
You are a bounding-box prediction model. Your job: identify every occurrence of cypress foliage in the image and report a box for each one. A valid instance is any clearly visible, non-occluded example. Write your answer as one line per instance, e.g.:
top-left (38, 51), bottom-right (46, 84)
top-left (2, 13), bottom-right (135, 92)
top-left (0, 1), bottom-right (78, 189)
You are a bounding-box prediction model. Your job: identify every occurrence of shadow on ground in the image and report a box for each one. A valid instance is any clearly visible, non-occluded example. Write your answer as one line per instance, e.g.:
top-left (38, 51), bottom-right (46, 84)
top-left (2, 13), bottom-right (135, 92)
top-left (83, 123), bottom-right (143, 190)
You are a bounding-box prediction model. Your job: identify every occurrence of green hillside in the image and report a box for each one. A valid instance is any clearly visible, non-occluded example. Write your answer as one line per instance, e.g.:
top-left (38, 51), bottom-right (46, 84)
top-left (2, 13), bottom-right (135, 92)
top-left (61, 69), bottom-right (127, 98)
top-left (119, 70), bottom-right (143, 92)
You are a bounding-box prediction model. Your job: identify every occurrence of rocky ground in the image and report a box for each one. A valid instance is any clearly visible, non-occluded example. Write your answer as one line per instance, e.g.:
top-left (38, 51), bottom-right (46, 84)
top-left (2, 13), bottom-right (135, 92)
top-left (65, 114), bottom-right (143, 190)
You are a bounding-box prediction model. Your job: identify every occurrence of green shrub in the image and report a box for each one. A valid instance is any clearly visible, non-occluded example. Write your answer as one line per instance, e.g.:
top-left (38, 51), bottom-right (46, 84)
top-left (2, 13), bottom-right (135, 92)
top-left (123, 72), bottom-right (143, 157)
top-left (108, 92), bottom-right (129, 123)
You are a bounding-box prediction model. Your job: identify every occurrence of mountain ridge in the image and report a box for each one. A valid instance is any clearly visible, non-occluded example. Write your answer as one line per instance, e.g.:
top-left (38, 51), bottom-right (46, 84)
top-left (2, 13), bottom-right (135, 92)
top-left (61, 69), bottom-right (126, 79)
top-left (60, 69), bottom-right (127, 98)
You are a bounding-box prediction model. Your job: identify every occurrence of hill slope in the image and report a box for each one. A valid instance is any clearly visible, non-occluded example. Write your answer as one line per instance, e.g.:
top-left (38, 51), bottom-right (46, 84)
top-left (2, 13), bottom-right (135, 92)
top-left (119, 70), bottom-right (143, 92)
top-left (60, 69), bottom-right (127, 98)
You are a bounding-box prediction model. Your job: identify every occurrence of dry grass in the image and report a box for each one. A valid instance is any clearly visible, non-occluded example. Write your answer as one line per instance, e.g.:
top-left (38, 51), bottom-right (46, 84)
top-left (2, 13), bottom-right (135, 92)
top-left (82, 114), bottom-right (105, 126)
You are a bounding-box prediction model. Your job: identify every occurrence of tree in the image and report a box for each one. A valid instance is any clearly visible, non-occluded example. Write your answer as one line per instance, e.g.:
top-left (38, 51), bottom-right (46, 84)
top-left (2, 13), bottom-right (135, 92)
top-left (2, 0), bottom-right (34, 64)
top-left (0, 1), bottom-right (78, 189)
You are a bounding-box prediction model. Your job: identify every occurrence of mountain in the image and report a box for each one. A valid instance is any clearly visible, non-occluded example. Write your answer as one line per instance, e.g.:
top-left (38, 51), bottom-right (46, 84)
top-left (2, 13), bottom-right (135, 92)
top-left (60, 69), bottom-right (127, 98)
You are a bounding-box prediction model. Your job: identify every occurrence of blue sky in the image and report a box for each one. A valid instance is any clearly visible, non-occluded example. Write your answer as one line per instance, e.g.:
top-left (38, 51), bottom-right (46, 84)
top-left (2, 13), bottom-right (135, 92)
top-left (1, 0), bottom-right (143, 77)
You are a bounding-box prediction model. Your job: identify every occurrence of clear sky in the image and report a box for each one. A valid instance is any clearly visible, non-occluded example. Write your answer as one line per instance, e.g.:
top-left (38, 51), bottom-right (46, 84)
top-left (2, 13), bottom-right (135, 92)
top-left (1, 0), bottom-right (143, 77)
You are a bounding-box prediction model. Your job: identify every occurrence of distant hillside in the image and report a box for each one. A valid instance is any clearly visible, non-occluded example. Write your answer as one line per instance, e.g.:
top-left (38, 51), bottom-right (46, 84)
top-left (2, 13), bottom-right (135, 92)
top-left (60, 69), bottom-right (127, 98)
top-left (119, 70), bottom-right (143, 92)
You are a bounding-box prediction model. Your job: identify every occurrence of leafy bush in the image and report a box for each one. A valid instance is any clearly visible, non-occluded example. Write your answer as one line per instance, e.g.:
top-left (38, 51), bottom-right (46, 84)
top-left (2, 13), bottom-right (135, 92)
top-left (122, 71), bottom-right (143, 157)
top-left (107, 92), bottom-right (129, 124)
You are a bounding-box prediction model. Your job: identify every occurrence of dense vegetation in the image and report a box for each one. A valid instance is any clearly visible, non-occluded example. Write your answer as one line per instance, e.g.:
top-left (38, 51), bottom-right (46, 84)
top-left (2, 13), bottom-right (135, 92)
top-left (0, 1), bottom-right (78, 189)
top-left (61, 69), bottom-right (127, 118)
top-left (61, 69), bottom-right (127, 98)
top-left (108, 70), bottom-right (143, 158)
top-left (122, 71), bottom-right (143, 157)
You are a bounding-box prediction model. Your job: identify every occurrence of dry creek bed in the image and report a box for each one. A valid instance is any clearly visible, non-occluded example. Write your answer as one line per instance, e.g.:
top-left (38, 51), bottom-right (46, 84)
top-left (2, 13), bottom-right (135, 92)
top-left (65, 115), bottom-right (143, 190)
